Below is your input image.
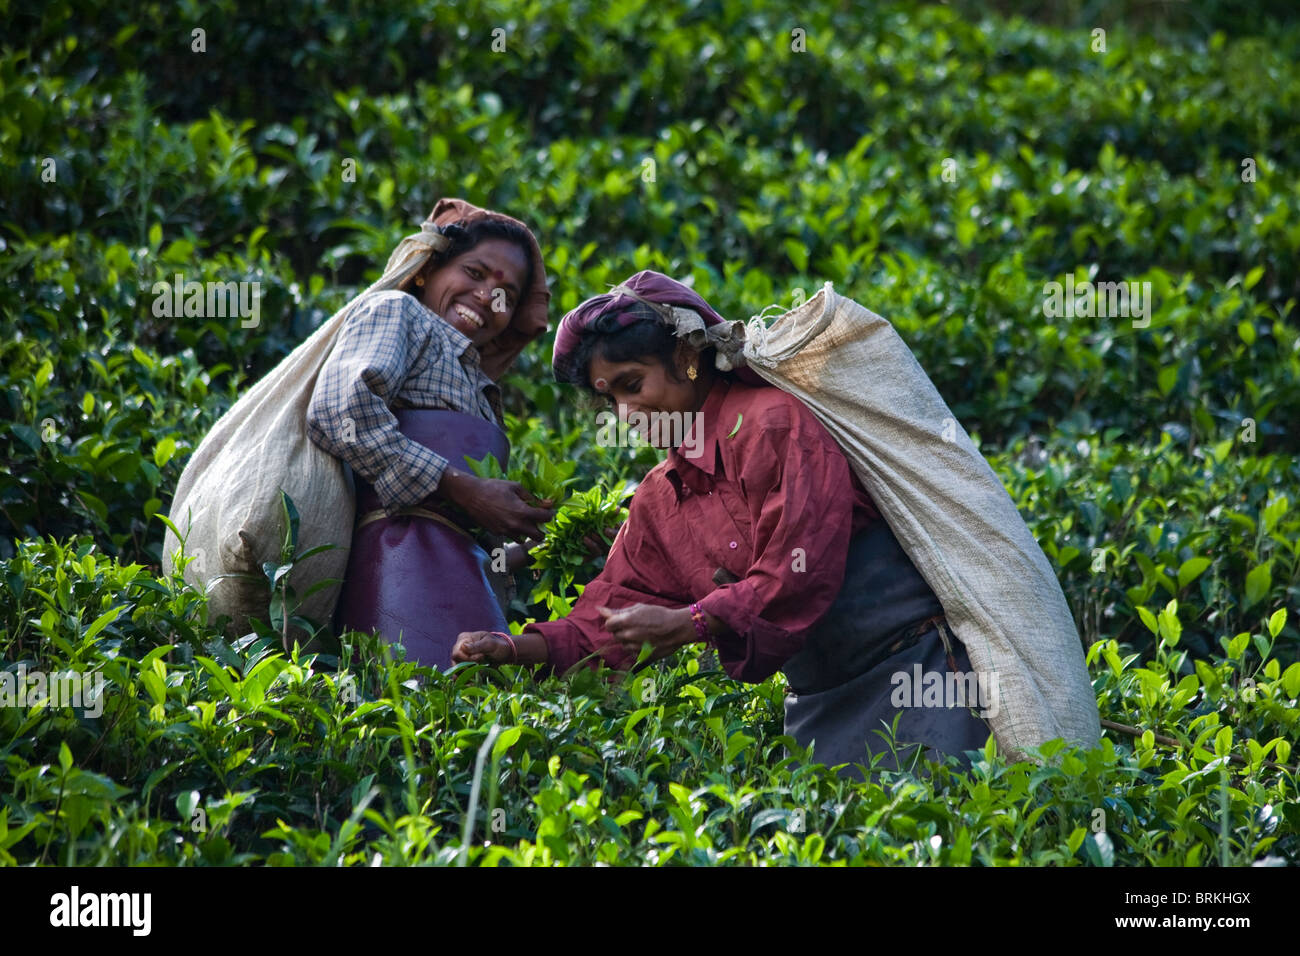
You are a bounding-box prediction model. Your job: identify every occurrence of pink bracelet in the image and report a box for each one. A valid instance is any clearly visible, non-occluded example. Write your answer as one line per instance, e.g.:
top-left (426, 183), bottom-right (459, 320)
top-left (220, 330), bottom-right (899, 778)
top-left (689, 603), bottom-right (712, 645)
top-left (491, 631), bottom-right (518, 664)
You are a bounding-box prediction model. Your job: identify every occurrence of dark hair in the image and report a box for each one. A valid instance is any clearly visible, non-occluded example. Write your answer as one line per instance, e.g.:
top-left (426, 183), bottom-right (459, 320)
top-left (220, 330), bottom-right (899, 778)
top-left (408, 217), bottom-right (535, 299)
top-left (570, 302), bottom-right (720, 397)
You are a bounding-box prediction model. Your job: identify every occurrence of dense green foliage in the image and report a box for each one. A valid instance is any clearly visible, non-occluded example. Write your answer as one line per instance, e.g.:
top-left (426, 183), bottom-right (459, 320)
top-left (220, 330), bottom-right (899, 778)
top-left (1, 1), bottom-right (1297, 865)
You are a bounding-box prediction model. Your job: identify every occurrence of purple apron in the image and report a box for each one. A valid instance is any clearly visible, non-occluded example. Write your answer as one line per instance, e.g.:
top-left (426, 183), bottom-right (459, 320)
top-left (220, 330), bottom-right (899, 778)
top-left (334, 409), bottom-right (510, 669)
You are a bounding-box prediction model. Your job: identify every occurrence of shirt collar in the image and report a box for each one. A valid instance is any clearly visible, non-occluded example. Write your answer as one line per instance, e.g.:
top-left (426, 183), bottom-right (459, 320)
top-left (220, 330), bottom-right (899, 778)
top-left (413, 295), bottom-right (479, 362)
top-left (442, 320), bottom-right (478, 363)
top-left (417, 298), bottom-right (501, 416)
top-left (666, 377), bottom-right (733, 493)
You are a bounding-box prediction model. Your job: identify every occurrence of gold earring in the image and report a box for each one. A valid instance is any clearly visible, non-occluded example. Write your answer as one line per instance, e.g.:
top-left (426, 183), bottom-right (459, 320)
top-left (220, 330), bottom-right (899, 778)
top-left (415, 275), bottom-right (425, 287)
top-left (687, 364), bottom-right (698, 381)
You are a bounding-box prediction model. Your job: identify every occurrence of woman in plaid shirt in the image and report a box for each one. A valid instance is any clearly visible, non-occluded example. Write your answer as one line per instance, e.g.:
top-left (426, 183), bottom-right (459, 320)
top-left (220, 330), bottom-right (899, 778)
top-left (306, 199), bottom-right (554, 668)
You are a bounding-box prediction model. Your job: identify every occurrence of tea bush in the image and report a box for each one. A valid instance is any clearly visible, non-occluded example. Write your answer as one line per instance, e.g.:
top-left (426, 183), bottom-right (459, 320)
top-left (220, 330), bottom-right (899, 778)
top-left (1, 0), bottom-right (1296, 865)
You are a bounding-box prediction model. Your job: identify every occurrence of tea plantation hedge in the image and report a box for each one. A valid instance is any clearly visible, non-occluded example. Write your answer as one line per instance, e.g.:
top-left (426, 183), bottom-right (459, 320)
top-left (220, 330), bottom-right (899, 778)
top-left (0, 0), bottom-right (1297, 866)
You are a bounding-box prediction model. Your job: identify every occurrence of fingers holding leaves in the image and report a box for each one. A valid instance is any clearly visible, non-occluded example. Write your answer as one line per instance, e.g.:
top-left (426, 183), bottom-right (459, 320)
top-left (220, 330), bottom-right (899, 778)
top-left (451, 630), bottom-right (511, 664)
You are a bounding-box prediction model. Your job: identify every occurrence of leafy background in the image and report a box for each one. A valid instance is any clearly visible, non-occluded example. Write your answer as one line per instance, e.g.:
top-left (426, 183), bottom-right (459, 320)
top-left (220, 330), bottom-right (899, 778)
top-left (0, 0), bottom-right (1297, 865)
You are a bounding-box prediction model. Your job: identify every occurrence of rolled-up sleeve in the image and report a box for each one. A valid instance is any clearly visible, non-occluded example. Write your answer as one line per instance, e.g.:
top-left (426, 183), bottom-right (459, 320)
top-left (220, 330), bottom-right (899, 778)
top-left (306, 294), bottom-right (449, 513)
top-left (695, 406), bottom-right (857, 683)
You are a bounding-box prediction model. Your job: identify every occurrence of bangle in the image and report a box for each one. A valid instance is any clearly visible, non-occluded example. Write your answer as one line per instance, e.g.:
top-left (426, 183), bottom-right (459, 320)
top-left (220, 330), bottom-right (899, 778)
top-left (688, 603), bottom-right (711, 645)
top-left (491, 631), bottom-right (518, 664)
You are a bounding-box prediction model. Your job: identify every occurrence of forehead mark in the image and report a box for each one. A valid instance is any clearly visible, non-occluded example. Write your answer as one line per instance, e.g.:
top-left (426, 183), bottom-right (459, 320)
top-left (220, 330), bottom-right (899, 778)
top-left (466, 255), bottom-right (524, 294)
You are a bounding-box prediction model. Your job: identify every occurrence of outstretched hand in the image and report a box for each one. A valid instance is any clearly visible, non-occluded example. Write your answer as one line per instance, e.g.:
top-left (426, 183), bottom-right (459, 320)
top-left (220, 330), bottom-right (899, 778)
top-left (438, 469), bottom-right (554, 541)
top-left (451, 631), bottom-right (515, 664)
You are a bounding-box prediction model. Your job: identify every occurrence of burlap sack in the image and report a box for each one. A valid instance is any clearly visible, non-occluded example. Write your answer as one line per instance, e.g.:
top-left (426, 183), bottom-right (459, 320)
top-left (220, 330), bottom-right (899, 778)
top-left (163, 342), bottom-right (352, 641)
top-left (162, 199), bottom-right (551, 643)
top-left (698, 283), bottom-right (1100, 761)
top-left (161, 235), bottom-right (438, 641)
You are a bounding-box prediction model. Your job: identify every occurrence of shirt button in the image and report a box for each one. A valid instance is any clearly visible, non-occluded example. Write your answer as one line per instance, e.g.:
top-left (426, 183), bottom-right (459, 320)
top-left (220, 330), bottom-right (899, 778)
top-left (729, 541), bottom-right (737, 549)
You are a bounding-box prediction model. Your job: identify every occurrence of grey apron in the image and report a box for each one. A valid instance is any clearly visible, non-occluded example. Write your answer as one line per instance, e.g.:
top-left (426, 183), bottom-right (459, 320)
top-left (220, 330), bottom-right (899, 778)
top-left (781, 517), bottom-right (993, 777)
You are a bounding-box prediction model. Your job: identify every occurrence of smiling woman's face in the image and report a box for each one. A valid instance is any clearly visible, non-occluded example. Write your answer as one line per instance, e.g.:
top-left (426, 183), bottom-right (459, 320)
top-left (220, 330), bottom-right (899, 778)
top-left (588, 348), bottom-right (708, 445)
top-left (418, 238), bottom-right (530, 347)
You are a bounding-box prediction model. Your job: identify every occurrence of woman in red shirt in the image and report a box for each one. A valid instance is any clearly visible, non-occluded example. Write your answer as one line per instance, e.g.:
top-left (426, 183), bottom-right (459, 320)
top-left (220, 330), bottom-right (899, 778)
top-left (452, 272), bottom-right (992, 774)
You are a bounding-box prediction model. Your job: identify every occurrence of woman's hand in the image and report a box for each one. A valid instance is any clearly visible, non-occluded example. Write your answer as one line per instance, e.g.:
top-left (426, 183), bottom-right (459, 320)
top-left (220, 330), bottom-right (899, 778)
top-left (452, 629), bottom-right (549, 665)
top-left (504, 540), bottom-right (535, 572)
top-left (581, 526), bottom-right (621, 558)
top-left (451, 631), bottom-right (515, 664)
top-left (597, 604), bottom-right (696, 661)
top-left (437, 468), bottom-right (554, 541)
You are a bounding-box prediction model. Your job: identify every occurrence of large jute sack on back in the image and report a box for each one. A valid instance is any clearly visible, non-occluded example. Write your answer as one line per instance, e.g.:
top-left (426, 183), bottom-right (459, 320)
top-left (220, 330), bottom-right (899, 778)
top-left (732, 284), bottom-right (1100, 761)
top-left (162, 307), bottom-right (358, 642)
top-left (162, 219), bottom-right (450, 641)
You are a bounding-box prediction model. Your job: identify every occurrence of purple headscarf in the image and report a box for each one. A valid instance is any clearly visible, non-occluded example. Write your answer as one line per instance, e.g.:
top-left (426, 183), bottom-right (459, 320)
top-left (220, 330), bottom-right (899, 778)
top-left (552, 270), bottom-right (728, 384)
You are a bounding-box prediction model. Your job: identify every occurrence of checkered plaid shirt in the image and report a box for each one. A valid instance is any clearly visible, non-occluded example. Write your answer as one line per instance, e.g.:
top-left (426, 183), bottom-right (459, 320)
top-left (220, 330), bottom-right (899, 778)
top-left (306, 289), bottom-right (504, 514)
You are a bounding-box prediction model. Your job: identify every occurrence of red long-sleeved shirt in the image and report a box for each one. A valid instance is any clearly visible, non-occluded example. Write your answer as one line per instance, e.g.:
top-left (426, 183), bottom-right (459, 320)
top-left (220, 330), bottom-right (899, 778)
top-left (527, 377), bottom-right (881, 682)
